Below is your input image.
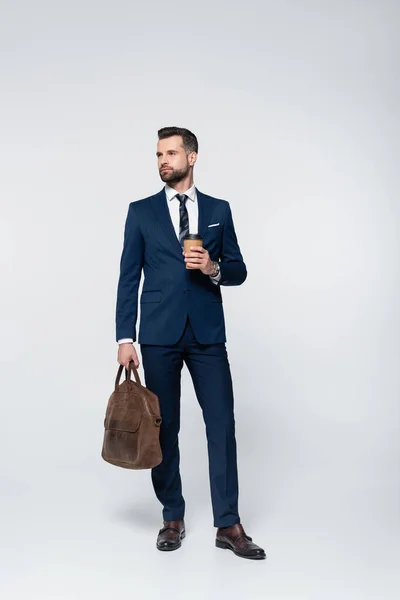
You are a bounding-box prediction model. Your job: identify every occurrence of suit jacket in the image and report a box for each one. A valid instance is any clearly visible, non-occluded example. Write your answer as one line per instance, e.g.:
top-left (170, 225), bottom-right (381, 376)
top-left (115, 187), bottom-right (247, 345)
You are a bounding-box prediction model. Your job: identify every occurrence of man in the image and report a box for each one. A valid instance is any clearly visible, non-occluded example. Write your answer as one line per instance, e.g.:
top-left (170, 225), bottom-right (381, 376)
top-left (115, 126), bottom-right (265, 560)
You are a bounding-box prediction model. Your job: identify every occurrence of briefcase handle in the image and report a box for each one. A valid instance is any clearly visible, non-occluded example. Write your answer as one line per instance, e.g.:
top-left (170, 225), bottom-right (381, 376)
top-left (115, 360), bottom-right (142, 391)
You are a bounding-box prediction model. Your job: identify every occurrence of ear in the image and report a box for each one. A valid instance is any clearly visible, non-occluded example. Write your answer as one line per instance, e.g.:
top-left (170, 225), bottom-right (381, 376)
top-left (188, 151), bottom-right (197, 166)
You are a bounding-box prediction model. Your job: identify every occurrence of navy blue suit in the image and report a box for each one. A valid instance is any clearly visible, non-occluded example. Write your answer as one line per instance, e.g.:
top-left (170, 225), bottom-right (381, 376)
top-left (115, 188), bottom-right (247, 527)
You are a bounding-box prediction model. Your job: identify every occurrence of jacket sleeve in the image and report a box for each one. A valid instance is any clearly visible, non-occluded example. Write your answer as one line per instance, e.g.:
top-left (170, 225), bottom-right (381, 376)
top-left (115, 202), bottom-right (144, 341)
top-left (218, 202), bottom-right (247, 286)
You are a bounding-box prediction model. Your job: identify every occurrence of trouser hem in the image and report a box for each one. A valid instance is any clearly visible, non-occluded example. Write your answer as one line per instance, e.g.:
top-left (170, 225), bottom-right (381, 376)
top-left (163, 511), bottom-right (185, 522)
top-left (214, 515), bottom-right (241, 528)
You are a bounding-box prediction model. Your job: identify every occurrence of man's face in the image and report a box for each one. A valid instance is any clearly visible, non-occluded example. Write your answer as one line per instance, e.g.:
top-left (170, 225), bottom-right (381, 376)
top-left (156, 135), bottom-right (195, 184)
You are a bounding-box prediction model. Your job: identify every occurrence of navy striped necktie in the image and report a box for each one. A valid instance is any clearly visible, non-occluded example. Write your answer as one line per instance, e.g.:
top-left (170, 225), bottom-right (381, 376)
top-left (177, 193), bottom-right (189, 248)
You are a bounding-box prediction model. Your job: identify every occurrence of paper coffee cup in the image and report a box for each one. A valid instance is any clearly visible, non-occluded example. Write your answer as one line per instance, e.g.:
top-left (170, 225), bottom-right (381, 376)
top-left (183, 234), bottom-right (203, 269)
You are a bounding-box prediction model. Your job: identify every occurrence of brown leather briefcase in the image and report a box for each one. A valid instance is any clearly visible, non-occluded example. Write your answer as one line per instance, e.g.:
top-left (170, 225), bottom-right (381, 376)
top-left (101, 361), bottom-right (163, 469)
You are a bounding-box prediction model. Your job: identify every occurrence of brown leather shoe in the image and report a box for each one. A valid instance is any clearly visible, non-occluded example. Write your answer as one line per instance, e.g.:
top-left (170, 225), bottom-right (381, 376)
top-left (156, 519), bottom-right (186, 551)
top-left (216, 523), bottom-right (266, 560)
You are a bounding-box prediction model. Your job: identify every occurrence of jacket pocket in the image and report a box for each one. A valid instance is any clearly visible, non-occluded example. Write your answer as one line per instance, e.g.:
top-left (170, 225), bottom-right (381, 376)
top-left (140, 291), bottom-right (162, 303)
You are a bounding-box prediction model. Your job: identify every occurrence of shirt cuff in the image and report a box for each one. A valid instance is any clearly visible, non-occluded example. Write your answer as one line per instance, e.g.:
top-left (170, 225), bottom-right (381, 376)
top-left (209, 270), bottom-right (222, 285)
top-left (118, 338), bottom-right (134, 344)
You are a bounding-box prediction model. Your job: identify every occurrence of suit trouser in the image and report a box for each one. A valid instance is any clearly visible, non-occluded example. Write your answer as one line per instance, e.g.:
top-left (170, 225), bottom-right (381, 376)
top-left (140, 316), bottom-right (241, 528)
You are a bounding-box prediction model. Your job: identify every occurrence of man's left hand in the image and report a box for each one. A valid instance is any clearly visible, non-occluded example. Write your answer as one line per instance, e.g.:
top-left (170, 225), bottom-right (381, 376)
top-left (183, 246), bottom-right (215, 275)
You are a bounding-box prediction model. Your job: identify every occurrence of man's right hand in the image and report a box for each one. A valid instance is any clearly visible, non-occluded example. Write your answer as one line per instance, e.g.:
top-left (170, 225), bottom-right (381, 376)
top-left (118, 343), bottom-right (140, 369)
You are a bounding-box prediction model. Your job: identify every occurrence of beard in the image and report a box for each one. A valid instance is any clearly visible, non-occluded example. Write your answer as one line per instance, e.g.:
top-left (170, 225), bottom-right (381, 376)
top-left (159, 162), bottom-right (190, 184)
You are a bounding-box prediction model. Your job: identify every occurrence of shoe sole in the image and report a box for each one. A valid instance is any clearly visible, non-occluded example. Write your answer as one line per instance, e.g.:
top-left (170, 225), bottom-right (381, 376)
top-left (215, 539), bottom-right (266, 560)
top-left (157, 530), bottom-right (186, 552)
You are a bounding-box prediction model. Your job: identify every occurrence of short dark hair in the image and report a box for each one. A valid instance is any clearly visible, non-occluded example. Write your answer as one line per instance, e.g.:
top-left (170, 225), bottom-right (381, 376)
top-left (157, 126), bottom-right (198, 154)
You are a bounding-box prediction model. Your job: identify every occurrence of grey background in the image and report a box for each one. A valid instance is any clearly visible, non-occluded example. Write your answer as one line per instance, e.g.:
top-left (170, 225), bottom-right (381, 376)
top-left (1, 1), bottom-right (399, 598)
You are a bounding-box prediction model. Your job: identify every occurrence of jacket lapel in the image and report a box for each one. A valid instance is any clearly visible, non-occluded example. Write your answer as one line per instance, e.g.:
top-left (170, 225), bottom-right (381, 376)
top-left (196, 189), bottom-right (214, 239)
top-left (149, 189), bottom-right (182, 256)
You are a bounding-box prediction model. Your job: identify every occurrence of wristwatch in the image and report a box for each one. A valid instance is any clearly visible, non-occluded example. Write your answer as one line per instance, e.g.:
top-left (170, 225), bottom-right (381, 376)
top-left (210, 261), bottom-right (220, 278)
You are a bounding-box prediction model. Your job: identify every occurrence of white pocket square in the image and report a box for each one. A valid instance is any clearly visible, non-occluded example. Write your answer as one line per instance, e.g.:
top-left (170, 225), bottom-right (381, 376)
top-left (208, 223), bottom-right (220, 228)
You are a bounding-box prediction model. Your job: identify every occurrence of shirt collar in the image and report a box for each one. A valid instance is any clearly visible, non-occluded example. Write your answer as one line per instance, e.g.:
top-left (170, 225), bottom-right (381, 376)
top-left (165, 183), bottom-right (196, 202)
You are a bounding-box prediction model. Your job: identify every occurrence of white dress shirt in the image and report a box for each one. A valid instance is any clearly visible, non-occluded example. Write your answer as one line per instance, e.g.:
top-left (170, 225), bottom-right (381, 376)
top-left (118, 184), bottom-right (221, 344)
